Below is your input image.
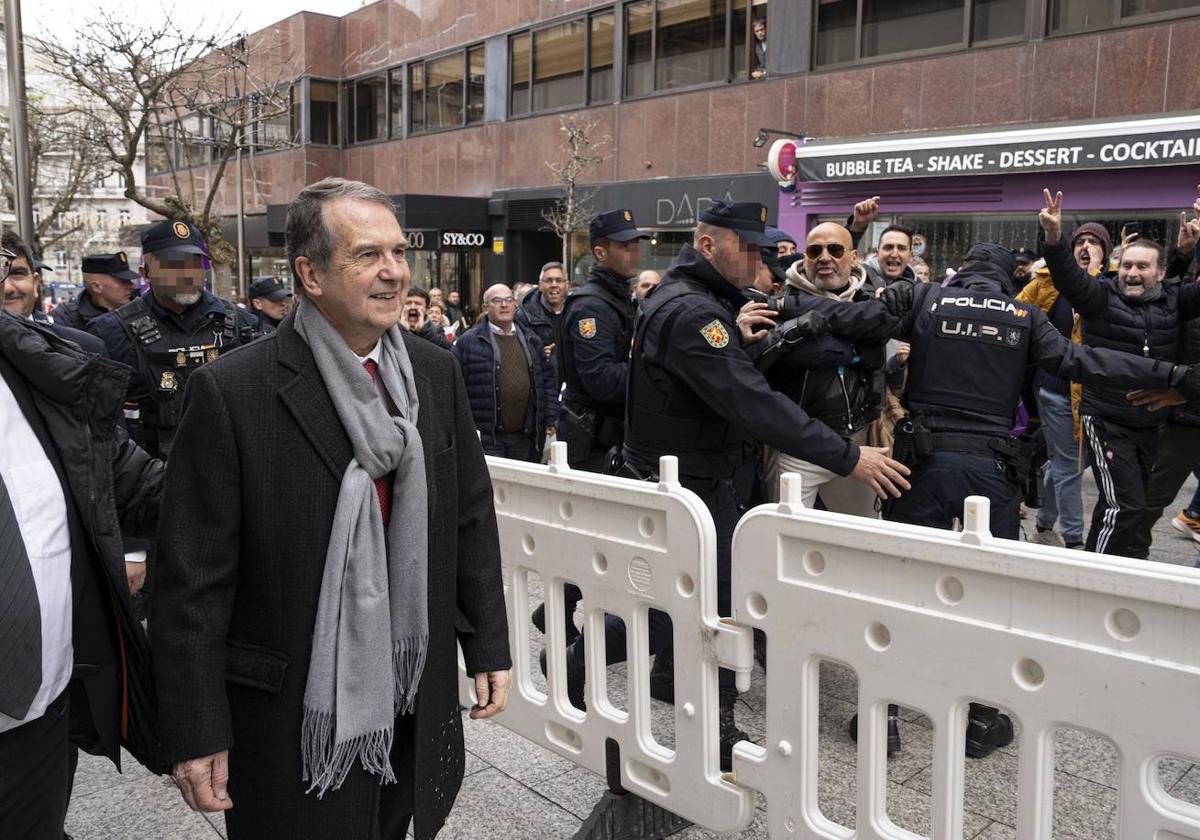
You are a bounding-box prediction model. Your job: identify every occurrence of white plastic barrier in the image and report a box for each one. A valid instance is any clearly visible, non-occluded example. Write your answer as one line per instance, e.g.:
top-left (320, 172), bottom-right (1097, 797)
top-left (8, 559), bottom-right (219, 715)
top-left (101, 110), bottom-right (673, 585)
top-left (731, 474), bottom-right (1200, 840)
top-left (460, 443), bottom-right (756, 833)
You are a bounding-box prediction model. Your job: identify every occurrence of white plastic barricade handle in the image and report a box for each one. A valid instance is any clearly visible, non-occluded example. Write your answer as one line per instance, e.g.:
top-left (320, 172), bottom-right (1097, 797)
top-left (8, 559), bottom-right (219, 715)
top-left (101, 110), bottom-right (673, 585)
top-left (731, 477), bottom-right (1200, 840)
top-left (459, 442), bottom-right (756, 833)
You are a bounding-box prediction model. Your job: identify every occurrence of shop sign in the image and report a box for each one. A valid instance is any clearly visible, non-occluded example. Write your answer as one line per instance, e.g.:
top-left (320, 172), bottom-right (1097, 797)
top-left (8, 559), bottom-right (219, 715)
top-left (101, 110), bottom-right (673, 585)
top-left (405, 229), bottom-right (437, 250)
top-left (441, 230), bottom-right (491, 250)
top-left (492, 236), bottom-right (505, 255)
top-left (791, 119), bottom-right (1200, 183)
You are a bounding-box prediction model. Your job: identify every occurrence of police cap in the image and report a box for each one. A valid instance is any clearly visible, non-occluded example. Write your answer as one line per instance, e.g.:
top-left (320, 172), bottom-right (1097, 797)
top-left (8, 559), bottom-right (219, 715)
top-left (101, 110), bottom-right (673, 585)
top-left (248, 276), bottom-right (292, 301)
top-left (765, 226), bottom-right (796, 247)
top-left (699, 201), bottom-right (775, 248)
top-left (589, 209), bottom-right (650, 246)
top-left (1012, 246), bottom-right (1035, 265)
top-left (80, 252), bottom-right (138, 281)
top-left (142, 219), bottom-right (209, 259)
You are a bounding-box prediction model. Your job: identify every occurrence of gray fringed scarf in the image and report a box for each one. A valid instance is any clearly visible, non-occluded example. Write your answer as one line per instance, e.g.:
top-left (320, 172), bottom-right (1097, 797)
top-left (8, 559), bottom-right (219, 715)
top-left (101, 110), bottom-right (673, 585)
top-left (294, 298), bottom-right (429, 797)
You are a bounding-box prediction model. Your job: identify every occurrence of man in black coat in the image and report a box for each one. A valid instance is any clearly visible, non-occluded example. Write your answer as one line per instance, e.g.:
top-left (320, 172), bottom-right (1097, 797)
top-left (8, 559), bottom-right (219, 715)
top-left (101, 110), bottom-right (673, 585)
top-left (152, 177), bottom-right (511, 840)
top-left (0, 294), bottom-right (163, 837)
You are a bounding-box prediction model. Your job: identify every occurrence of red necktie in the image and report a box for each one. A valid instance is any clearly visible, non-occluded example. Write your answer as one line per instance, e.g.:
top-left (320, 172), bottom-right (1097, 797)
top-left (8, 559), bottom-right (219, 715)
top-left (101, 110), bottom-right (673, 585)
top-left (362, 359), bottom-right (393, 527)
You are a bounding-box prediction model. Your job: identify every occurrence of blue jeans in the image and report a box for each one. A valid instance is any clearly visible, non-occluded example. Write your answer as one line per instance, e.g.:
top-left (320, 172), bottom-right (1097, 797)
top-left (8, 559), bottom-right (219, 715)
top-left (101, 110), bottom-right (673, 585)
top-left (1035, 387), bottom-right (1084, 544)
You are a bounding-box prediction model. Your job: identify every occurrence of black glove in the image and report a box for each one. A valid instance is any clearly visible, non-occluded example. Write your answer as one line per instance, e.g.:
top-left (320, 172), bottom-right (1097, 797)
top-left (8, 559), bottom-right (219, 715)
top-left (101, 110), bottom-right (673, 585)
top-left (754, 311), bottom-right (831, 372)
top-left (880, 281), bottom-right (914, 317)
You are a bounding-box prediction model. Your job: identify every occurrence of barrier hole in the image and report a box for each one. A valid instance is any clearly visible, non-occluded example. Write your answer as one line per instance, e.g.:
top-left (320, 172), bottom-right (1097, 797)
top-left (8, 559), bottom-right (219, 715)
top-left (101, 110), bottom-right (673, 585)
top-left (883, 698), bottom-right (934, 839)
top-left (815, 658), bottom-right (858, 831)
top-left (1154, 754), bottom-right (1200, 810)
top-left (559, 499), bottom-right (574, 520)
top-left (746, 592), bottom-right (769, 619)
top-left (675, 572), bottom-right (695, 598)
top-left (602, 611), bottom-right (629, 717)
top-left (592, 552), bottom-right (608, 574)
top-left (803, 549), bottom-right (826, 576)
top-left (522, 533), bottom-right (536, 555)
top-left (1013, 657), bottom-right (1045, 691)
top-left (1053, 726), bottom-right (1118, 839)
top-left (638, 515), bottom-right (656, 537)
top-left (1104, 607), bottom-right (1140, 642)
top-left (936, 574), bottom-right (964, 605)
top-left (494, 486), bottom-right (506, 506)
top-left (647, 611), bottom-right (676, 754)
top-left (865, 622), bottom-right (891, 652)
top-left (526, 570), bottom-right (547, 697)
top-left (949, 699), bottom-right (1021, 833)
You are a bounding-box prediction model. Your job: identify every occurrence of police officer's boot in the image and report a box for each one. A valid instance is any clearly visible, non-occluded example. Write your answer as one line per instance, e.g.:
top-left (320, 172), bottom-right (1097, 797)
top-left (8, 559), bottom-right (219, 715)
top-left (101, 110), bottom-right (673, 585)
top-left (539, 643), bottom-right (586, 711)
top-left (649, 648), bottom-right (674, 704)
top-left (531, 584), bottom-right (582, 645)
top-left (965, 703), bottom-right (1014, 759)
top-left (847, 704), bottom-right (902, 756)
top-left (719, 695), bottom-right (750, 773)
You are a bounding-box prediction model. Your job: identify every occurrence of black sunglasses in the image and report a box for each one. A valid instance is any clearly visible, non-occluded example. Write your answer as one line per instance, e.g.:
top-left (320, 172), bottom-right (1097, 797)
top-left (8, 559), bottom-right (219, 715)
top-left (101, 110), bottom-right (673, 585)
top-left (805, 243), bottom-right (847, 260)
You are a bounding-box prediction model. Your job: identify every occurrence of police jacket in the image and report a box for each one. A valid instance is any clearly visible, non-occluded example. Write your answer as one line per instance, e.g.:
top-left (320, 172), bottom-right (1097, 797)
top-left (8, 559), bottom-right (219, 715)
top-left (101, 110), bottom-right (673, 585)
top-left (515, 288), bottom-right (565, 385)
top-left (51, 289), bottom-right (110, 329)
top-left (779, 263), bottom-right (1178, 438)
top-left (1044, 239), bottom-right (1200, 428)
top-left (451, 319), bottom-right (559, 448)
top-left (560, 267), bottom-right (635, 419)
top-left (765, 263), bottom-right (888, 438)
top-left (87, 288), bottom-right (258, 458)
top-left (623, 244), bottom-right (860, 480)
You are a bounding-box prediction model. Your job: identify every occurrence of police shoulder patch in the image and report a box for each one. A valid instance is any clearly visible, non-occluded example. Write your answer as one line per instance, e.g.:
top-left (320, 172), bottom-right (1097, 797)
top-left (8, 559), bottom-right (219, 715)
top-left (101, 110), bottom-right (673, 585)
top-left (578, 317), bottom-right (597, 339)
top-left (700, 319), bottom-right (729, 348)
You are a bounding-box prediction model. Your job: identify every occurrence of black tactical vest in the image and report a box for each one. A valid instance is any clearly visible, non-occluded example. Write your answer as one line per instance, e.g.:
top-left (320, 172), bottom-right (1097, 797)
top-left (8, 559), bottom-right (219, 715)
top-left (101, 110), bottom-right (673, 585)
top-left (559, 273), bottom-right (634, 417)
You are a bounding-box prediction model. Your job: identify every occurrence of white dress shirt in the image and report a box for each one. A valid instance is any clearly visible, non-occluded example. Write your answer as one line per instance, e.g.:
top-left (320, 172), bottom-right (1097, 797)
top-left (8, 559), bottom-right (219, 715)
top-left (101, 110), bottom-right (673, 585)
top-left (0, 372), bottom-right (73, 733)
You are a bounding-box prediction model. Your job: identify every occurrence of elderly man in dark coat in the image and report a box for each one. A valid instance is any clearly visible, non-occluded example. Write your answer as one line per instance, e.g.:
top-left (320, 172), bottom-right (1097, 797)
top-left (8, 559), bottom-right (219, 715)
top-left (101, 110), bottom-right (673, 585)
top-left (152, 177), bottom-right (512, 840)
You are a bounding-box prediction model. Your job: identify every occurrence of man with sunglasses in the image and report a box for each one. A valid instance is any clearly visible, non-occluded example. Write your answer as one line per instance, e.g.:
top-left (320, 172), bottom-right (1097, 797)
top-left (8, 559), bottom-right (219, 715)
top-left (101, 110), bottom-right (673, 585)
top-left (87, 220), bottom-right (260, 460)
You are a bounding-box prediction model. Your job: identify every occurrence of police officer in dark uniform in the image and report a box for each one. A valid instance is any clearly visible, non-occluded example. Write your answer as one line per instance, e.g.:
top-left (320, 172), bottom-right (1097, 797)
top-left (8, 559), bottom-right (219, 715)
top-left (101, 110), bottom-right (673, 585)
top-left (559, 201), bottom-right (911, 771)
top-left (247, 276), bottom-right (293, 333)
top-left (772, 241), bottom-right (1198, 758)
top-left (88, 220), bottom-right (259, 460)
top-left (51, 252), bottom-right (139, 329)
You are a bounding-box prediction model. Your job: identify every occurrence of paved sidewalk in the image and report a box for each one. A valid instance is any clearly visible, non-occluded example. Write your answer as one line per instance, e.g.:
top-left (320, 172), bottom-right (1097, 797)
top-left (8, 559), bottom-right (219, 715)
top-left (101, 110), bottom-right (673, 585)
top-left (66, 475), bottom-right (1200, 839)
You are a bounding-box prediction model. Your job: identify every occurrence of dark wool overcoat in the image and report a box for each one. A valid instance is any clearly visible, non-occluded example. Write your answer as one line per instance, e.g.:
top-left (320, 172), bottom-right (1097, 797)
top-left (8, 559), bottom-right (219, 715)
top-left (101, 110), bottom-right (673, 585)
top-left (151, 313), bottom-right (511, 839)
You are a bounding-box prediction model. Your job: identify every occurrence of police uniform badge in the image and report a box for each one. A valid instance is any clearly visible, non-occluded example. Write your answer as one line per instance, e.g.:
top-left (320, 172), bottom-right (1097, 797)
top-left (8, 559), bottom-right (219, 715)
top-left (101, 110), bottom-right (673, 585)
top-left (159, 370), bottom-right (178, 392)
top-left (175, 351), bottom-right (186, 367)
top-left (579, 318), bottom-right (597, 339)
top-left (1005, 328), bottom-right (1022, 347)
top-left (700, 319), bottom-right (729, 349)
top-left (622, 211), bottom-right (632, 222)
top-left (206, 348), bottom-right (219, 362)
top-left (760, 207), bottom-right (768, 223)
top-left (172, 221), bottom-right (191, 239)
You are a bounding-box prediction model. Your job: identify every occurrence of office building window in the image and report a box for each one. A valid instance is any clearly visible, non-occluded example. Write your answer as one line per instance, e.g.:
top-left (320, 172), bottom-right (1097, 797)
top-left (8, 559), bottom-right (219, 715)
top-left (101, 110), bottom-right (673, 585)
top-left (309, 80), bottom-right (339, 146)
top-left (467, 46), bottom-right (486, 124)
top-left (511, 13), bottom-right (615, 114)
top-left (655, 0), bottom-right (725, 90)
top-left (177, 113), bottom-right (211, 168)
top-left (427, 53), bottom-right (465, 130)
top-left (625, 1), bottom-right (653, 96)
top-left (343, 74), bottom-right (387, 144)
top-left (119, 209), bottom-right (130, 227)
top-left (389, 68), bottom-right (405, 137)
top-left (815, 0), bottom-right (1026, 67)
top-left (256, 86), bottom-right (297, 148)
top-left (409, 64), bottom-right (426, 133)
top-left (1050, 0), bottom-right (1196, 32)
top-left (409, 47), bottom-right (482, 133)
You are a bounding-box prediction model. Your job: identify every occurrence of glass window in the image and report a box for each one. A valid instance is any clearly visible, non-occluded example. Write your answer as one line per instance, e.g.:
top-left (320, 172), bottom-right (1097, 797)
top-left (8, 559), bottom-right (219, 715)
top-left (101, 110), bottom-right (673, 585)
top-left (290, 82), bottom-right (301, 142)
top-left (342, 80), bottom-right (354, 144)
top-left (814, 0), bottom-right (857, 66)
top-left (409, 64), bottom-right (426, 133)
top-left (178, 114), bottom-right (210, 168)
top-left (626, 2), bottom-right (653, 97)
top-left (590, 12), bottom-right (615, 102)
top-left (389, 68), bottom-right (404, 137)
top-left (258, 88), bottom-right (295, 147)
top-left (353, 75), bottom-right (387, 143)
top-left (467, 46), bottom-right (486, 124)
top-left (1121, 0), bottom-right (1195, 14)
top-left (973, 0), bottom-right (1025, 40)
top-left (655, 0), bottom-right (725, 90)
top-left (533, 21), bottom-right (586, 110)
top-left (309, 80), bottom-right (339, 146)
top-left (1049, 0), bottom-right (1113, 31)
top-left (861, 0), bottom-right (963, 58)
top-left (426, 53), bottom-right (464, 131)
top-left (510, 33), bottom-right (531, 116)
top-left (146, 129), bottom-right (172, 175)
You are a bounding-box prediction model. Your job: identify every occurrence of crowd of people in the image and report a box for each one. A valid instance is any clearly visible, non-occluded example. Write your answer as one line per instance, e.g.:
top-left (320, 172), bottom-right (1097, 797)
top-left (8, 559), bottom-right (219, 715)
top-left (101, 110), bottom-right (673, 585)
top-left (4, 172), bottom-right (1200, 839)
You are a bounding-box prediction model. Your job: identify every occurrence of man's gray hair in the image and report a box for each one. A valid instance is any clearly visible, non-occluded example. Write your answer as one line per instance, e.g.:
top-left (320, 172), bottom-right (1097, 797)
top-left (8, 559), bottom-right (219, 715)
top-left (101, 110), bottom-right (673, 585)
top-left (286, 177), bottom-right (397, 284)
top-left (539, 261), bottom-right (565, 281)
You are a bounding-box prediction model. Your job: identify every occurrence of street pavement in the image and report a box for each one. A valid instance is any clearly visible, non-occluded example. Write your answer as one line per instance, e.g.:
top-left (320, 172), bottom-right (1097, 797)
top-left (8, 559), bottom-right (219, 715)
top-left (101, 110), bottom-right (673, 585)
top-left (67, 475), bottom-right (1200, 839)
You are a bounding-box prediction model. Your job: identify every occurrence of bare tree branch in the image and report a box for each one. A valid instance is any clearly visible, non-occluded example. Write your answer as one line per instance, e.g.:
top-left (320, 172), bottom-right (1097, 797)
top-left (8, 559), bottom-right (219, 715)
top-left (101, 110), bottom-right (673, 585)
top-left (542, 116), bottom-right (612, 270)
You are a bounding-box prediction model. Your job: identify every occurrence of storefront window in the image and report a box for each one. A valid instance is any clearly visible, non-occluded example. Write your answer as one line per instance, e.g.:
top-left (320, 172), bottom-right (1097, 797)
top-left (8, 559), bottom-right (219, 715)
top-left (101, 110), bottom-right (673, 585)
top-left (625, 2), bottom-right (654, 97)
top-left (590, 12), bottom-right (615, 103)
top-left (309, 80), bottom-right (339, 146)
top-left (389, 68), bottom-right (404, 137)
top-left (467, 46), bottom-right (486, 124)
top-left (534, 21), bottom-right (586, 111)
top-left (510, 33), bottom-right (531, 116)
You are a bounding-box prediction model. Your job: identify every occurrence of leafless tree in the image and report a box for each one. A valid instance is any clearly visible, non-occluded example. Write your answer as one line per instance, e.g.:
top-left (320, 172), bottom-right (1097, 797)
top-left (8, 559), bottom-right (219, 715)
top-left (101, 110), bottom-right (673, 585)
top-left (40, 11), bottom-right (298, 269)
top-left (542, 115), bottom-right (612, 272)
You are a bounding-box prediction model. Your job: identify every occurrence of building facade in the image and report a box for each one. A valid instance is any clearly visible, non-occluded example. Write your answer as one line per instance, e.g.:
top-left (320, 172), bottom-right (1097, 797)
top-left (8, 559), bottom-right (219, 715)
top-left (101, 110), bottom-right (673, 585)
top-left (149, 0), bottom-right (1200, 304)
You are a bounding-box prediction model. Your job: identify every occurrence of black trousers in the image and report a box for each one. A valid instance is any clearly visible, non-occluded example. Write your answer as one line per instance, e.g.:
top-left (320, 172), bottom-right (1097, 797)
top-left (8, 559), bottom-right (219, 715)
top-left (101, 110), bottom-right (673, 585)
top-left (1128, 421), bottom-right (1200, 559)
top-left (886, 451), bottom-right (1021, 540)
top-left (0, 690), bottom-right (72, 840)
top-left (1081, 415), bottom-right (1161, 559)
top-left (482, 431), bottom-right (537, 462)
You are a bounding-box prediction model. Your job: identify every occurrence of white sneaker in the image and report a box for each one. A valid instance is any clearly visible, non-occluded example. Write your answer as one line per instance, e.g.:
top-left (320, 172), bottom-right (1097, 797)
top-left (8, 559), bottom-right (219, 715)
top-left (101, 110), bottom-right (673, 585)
top-left (1029, 528), bottom-right (1065, 547)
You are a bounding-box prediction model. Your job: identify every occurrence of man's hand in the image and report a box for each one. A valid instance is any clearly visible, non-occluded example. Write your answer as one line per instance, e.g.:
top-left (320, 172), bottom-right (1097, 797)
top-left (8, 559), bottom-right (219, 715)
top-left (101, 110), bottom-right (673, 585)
top-left (879, 282), bottom-right (914, 317)
top-left (1178, 192), bottom-right (1200, 255)
top-left (545, 426), bottom-right (556, 436)
top-left (850, 446), bottom-right (911, 500)
top-left (1127, 389), bottom-right (1186, 411)
top-left (543, 342), bottom-right (555, 362)
top-left (172, 751), bottom-right (232, 812)
top-left (125, 561), bottom-right (147, 595)
top-left (851, 196), bottom-right (881, 232)
top-left (894, 341), bottom-right (911, 367)
top-left (1039, 189), bottom-right (1063, 244)
top-left (470, 670), bottom-right (511, 720)
top-left (737, 300), bottom-right (778, 345)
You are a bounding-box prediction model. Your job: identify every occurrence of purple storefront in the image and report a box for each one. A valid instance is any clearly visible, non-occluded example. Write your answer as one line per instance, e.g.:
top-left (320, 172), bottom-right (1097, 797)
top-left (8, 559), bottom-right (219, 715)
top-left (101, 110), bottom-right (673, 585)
top-left (773, 114), bottom-right (1200, 277)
